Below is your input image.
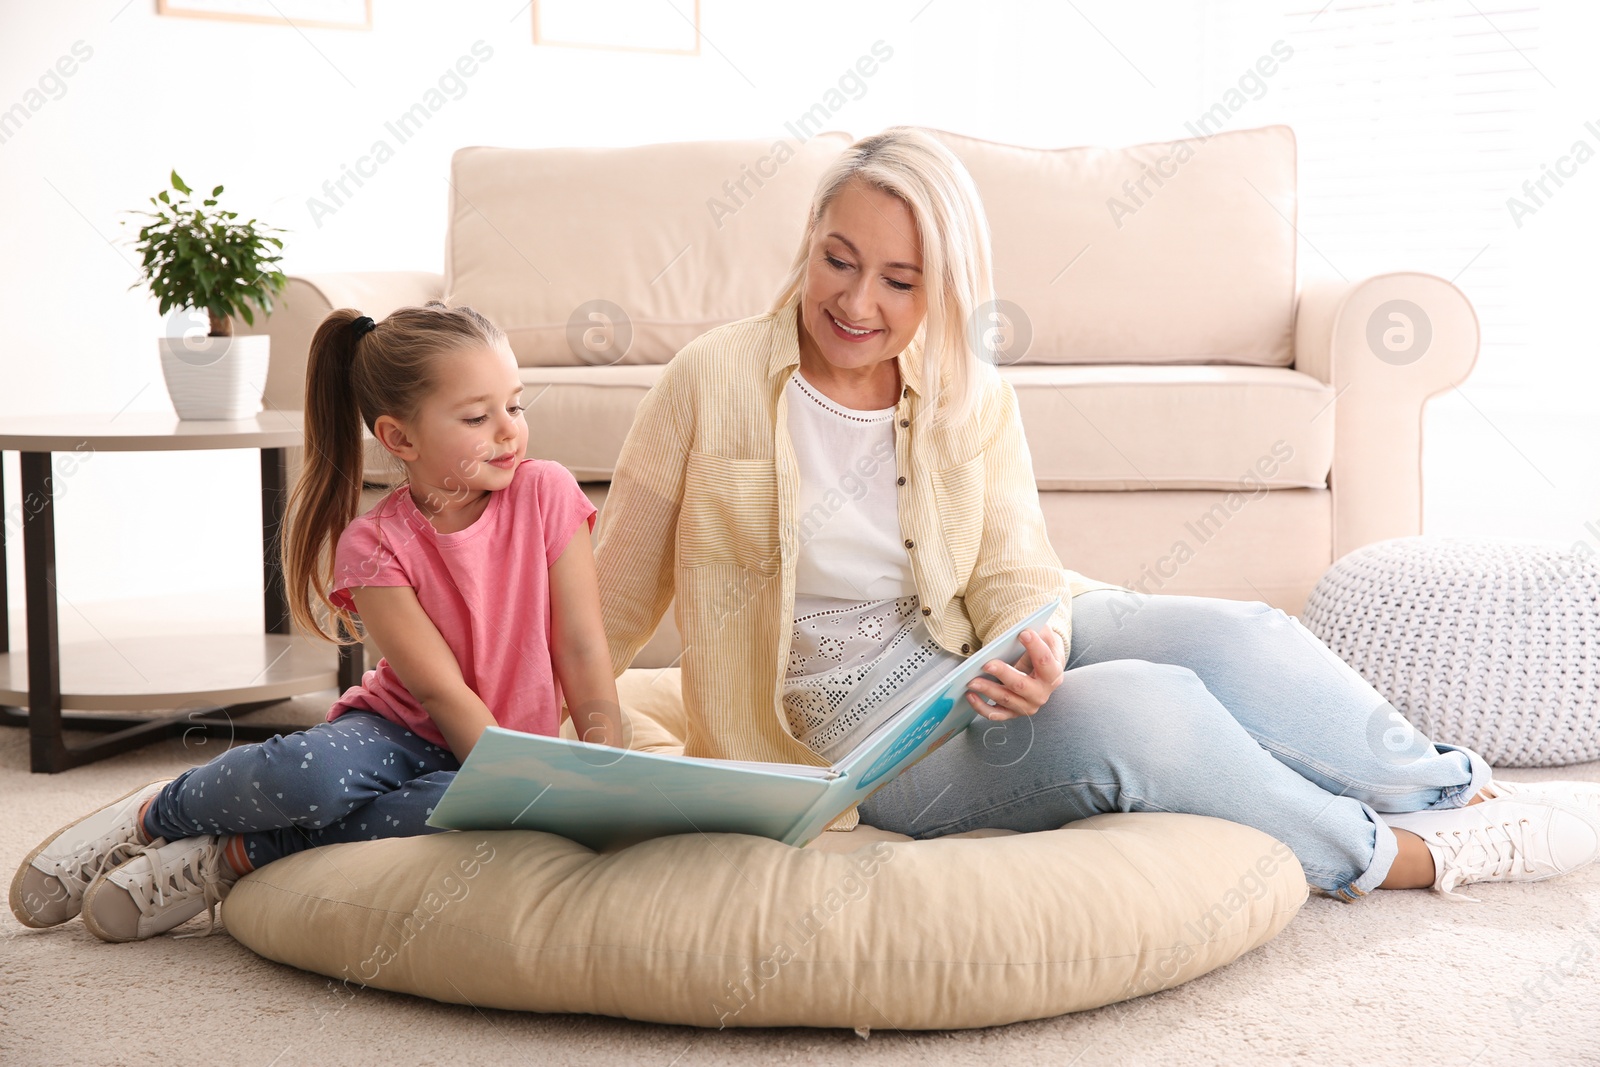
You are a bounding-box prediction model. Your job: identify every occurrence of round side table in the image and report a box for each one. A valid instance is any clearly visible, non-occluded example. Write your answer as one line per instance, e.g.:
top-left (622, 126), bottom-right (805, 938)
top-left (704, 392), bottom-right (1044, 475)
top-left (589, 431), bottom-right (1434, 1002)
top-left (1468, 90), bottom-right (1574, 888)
top-left (0, 411), bottom-right (364, 773)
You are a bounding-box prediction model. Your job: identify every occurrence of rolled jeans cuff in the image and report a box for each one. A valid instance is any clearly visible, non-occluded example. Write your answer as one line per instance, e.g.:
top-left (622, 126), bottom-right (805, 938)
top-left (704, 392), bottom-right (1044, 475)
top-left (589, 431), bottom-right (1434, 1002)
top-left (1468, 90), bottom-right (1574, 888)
top-left (1427, 743), bottom-right (1494, 810)
top-left (1334, 801), bottom-right (1400, 902)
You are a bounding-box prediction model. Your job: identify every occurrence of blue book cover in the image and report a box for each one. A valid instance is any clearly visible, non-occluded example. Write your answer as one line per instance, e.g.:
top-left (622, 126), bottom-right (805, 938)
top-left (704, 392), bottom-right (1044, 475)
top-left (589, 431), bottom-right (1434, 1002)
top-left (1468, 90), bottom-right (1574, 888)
top-left (425, 599), bottom-right (1061, 850)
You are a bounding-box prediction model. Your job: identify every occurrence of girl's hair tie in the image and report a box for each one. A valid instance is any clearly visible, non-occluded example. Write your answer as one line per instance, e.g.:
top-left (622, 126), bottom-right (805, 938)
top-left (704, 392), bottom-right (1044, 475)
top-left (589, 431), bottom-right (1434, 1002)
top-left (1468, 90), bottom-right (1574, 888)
top-left (349, 315), bottom-right (377, 340)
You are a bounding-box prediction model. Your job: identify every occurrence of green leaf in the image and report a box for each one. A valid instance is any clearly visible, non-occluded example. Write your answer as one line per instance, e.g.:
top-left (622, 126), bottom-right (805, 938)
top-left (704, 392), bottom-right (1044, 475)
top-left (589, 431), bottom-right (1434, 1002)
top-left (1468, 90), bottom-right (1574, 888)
top-left (126, 170), bottom-right (290, 321)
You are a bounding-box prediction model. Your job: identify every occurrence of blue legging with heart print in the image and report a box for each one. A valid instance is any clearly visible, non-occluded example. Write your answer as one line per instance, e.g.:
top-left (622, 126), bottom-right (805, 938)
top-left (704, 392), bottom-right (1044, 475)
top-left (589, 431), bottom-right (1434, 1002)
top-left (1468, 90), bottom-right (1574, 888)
top-left (138, 710), bottom-right (459, 871)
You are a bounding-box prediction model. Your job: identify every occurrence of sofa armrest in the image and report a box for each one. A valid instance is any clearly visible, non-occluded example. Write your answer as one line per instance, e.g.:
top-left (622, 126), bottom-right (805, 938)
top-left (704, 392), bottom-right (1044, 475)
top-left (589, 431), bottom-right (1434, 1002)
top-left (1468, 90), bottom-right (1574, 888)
top-left (1293, 271), bottom-right (1479, 559)
top-left (235, 271), bottom-right (446, 413)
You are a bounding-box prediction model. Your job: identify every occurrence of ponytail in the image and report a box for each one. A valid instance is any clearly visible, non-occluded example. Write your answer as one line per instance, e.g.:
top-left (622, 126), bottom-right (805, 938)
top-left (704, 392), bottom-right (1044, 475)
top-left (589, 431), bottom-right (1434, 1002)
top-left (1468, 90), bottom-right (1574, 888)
top-left (284, 308), bottom-right (371, 646)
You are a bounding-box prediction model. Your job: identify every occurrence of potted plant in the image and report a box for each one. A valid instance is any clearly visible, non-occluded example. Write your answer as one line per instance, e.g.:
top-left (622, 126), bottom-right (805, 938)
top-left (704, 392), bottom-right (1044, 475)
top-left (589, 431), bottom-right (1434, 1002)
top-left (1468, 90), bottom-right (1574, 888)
top-left (125, 170), bottom-right (289, 419)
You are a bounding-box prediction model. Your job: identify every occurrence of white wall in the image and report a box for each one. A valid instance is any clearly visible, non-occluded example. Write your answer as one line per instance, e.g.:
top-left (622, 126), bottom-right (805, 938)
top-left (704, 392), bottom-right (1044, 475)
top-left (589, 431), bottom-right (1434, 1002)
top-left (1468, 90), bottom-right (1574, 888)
top-left (1197, 1), bottom-right (1600, 551)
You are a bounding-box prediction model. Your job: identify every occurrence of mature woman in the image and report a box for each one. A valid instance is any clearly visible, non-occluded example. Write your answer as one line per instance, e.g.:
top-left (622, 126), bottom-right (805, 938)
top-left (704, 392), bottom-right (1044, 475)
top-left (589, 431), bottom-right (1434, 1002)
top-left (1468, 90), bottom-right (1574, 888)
top-left (594, 126), bottom-right (1600, 902)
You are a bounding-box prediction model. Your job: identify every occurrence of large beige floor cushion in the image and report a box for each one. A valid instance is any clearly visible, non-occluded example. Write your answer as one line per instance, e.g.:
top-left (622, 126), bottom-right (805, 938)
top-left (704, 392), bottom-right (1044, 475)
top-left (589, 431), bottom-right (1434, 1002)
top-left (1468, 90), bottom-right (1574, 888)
top-left (224, 671), bottom-right (1309, 1030)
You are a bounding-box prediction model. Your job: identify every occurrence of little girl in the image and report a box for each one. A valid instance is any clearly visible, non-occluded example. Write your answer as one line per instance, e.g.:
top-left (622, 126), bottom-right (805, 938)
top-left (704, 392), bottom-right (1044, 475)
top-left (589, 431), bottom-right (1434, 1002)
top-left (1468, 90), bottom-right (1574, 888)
top-left (10, 301), bottom-right (621, 941)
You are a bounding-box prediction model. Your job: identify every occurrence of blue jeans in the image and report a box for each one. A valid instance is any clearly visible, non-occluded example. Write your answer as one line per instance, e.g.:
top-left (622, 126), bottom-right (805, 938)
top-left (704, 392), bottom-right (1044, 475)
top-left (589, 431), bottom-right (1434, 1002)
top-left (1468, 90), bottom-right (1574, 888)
top-left (140, 711), bottom-right (460, 870)
top-left (857, 590), bottom-right (1492, 900)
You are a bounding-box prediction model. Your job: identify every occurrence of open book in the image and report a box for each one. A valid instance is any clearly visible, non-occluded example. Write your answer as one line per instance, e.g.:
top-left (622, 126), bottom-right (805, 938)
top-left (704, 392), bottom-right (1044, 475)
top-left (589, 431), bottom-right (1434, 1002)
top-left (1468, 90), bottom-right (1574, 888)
top-left (425, 598), bottom-right (1062, 850)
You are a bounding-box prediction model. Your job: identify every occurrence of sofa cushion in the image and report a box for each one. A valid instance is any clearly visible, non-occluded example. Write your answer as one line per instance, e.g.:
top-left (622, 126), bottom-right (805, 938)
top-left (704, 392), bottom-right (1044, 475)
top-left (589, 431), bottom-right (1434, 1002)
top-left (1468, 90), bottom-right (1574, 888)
top-left (1007, 364), bottom-right (1332, 490)
top-left (929, 125), bottom-right (1298, 366)
top-left (443, 135), bottom-right (853, 368)
top-left (521, 364), bottom-right (665, 482)
top-left (508, 363), bottom-right (1332, 490)
top-left (442, 126), bottom-right (1297, 371)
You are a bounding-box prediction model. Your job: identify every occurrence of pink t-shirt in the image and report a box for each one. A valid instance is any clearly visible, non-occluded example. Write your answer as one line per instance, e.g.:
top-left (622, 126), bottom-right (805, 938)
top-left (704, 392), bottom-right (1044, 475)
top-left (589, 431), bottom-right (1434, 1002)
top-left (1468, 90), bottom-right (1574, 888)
top-left (325, 459), bottom-right (597, 751)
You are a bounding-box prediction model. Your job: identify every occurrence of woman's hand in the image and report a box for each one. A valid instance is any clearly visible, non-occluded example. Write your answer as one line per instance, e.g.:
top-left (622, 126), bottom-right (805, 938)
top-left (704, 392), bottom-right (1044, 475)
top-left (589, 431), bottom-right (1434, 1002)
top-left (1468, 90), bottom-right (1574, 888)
top-left (965, 627), bottom-right (1065, 720)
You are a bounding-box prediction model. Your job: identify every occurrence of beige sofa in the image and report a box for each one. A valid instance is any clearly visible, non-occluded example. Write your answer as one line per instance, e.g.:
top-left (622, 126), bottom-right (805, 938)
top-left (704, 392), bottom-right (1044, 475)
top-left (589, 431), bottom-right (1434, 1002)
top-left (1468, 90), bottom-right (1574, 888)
top-left (244, 124), bottom-right (1478, 669)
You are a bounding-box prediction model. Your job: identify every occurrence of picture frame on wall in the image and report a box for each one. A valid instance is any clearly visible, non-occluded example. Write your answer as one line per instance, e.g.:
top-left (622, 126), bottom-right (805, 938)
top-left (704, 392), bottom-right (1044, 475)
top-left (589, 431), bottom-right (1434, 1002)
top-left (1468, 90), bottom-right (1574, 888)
top-left (533, 0), bottom-right (701, 56)
top-left (155, 0), bottom-right (372, 30)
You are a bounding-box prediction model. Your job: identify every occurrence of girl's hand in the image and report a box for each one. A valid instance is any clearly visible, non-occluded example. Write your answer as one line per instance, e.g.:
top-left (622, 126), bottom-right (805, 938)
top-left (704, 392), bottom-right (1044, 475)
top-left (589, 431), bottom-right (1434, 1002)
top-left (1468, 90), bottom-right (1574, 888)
top-left (965, 627), bottom-right (1065, 721)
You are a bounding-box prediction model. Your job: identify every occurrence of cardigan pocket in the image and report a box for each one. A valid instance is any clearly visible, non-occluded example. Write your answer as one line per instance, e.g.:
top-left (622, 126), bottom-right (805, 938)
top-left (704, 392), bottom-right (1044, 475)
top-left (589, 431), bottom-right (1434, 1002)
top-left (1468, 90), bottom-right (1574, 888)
top-left (929, 456), bottom-right (985, 588)
top-left (678, 451), bottom-right (782, 576)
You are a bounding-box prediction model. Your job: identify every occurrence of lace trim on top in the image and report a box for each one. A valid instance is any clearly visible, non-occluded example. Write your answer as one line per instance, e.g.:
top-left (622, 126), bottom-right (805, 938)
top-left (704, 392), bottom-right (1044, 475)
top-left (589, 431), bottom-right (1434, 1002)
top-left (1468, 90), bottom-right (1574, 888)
top-left (783, 594), bottom-right (965, 764)
top-left (790, 372), bottom-right (896, 424)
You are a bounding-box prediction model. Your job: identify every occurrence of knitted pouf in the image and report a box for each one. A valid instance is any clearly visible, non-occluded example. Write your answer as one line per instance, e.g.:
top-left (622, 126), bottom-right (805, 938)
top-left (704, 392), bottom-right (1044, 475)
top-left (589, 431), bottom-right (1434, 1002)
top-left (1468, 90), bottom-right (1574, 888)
top-left (1302, 536), bottom-right (1600, 767)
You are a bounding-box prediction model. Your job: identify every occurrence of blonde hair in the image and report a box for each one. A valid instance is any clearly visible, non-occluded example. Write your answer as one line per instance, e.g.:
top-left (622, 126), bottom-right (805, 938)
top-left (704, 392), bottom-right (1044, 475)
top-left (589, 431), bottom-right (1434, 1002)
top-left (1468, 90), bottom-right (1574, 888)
top-left (283, 300), bottom-right (507, 646)
top-left (769, 126), bottom-right (998, 427)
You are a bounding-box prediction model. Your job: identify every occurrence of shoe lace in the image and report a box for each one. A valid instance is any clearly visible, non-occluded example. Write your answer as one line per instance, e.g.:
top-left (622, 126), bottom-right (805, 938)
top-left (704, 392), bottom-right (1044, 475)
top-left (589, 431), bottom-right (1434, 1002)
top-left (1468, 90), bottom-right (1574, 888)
top-left (56, 835), bottom-right (163, 902)
top-left (133, 838), bottom-right (234, 939)
top-left (1429, 817), bottom-right (1535, 902)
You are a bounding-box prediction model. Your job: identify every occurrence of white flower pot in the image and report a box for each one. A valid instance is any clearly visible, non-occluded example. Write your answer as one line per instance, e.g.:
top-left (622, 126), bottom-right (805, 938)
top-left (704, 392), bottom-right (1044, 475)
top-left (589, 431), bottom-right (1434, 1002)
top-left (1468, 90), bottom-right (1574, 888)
top-left (158, 334), bottom-right (270, 419)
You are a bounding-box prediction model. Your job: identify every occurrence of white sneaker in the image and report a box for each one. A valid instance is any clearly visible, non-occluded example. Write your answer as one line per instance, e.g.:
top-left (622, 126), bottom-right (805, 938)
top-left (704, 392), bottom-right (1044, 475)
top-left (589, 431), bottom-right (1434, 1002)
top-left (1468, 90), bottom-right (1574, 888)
top-left (81, 834), bottom-right (241, 942)
top-left (9, 779), bottom-right (172, 928)
top-left (1385, 795), bottom-right (1600, 902)
top-left (1476, 778), bottom-right (1600, 817)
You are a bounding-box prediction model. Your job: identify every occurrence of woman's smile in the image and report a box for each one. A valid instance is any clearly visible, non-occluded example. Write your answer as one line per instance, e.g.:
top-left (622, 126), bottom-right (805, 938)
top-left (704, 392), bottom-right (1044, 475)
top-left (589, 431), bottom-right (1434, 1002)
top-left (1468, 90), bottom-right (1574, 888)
top-left (826, 309), bottom-right (883, 342)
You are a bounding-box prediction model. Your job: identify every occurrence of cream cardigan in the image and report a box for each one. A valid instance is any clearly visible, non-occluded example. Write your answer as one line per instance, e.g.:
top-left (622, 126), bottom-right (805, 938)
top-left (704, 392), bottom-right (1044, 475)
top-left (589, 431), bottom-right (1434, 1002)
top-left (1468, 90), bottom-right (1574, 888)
top-left (594, 301), bottom-right (1128, 831)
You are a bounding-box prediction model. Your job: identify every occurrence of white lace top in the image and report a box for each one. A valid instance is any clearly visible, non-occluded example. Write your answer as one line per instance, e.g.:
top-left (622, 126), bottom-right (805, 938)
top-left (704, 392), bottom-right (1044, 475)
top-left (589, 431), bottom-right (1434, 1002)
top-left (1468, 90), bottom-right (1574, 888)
top-left (782, 371), bottom-right (964, 763)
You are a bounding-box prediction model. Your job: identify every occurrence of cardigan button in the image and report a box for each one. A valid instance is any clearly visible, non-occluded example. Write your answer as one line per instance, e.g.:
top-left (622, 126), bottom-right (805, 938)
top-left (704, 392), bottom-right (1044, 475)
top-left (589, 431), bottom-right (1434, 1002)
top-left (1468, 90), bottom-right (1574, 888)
top-left (904, 539), bottom-right (915, 550)
top-left (896, 476), bottom-right (906, 486)
top-left (961, 643), bottom-right (970, 654)
top-left (899, 418), bottom-right (909, 428)
top-left (902, 385), bottom-right (910, 398)
top-left (921, 606), bottom-right (932, 616)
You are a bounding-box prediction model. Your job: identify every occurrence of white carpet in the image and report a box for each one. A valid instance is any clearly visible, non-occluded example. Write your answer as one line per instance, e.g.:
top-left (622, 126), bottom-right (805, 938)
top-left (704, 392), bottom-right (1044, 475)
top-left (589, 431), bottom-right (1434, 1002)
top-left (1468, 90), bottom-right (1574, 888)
top-left (6, 694), bottom-right (1600, 1067)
